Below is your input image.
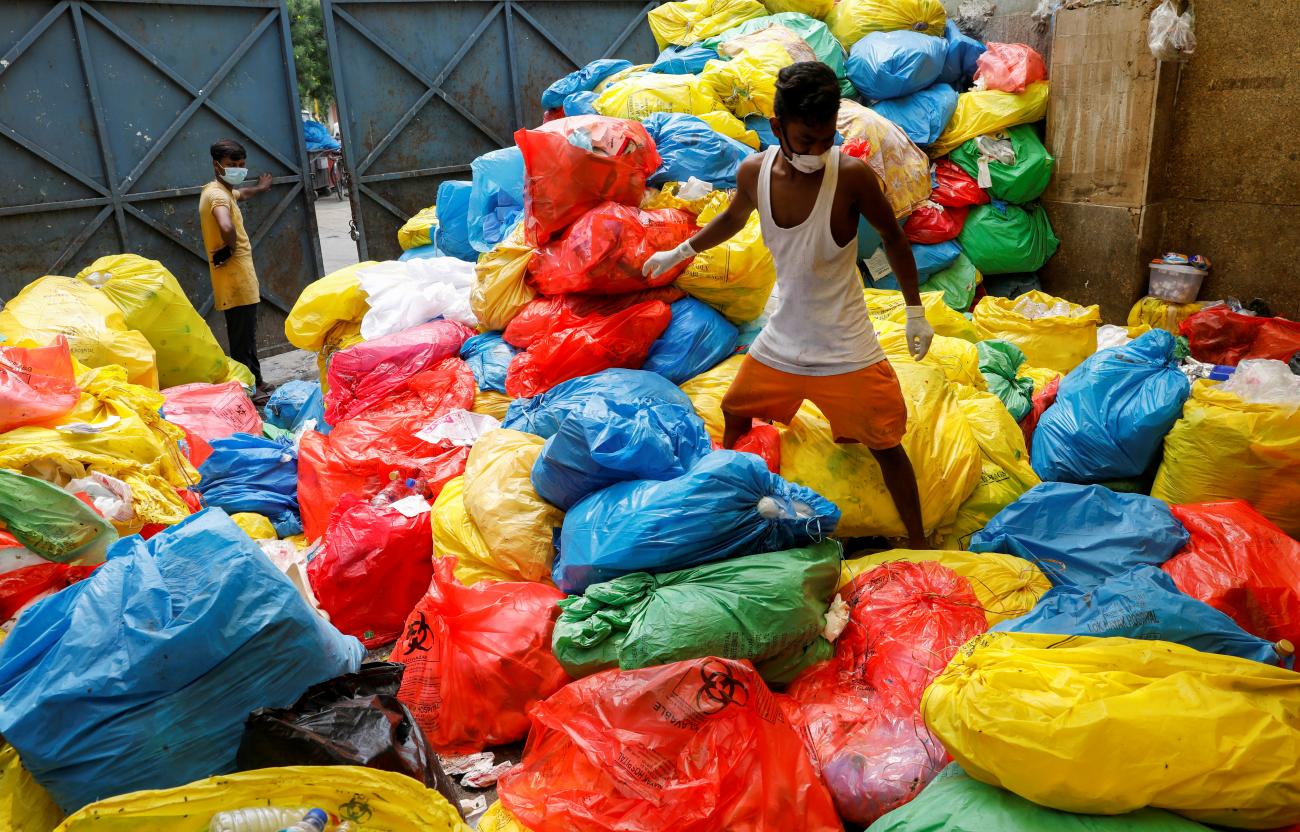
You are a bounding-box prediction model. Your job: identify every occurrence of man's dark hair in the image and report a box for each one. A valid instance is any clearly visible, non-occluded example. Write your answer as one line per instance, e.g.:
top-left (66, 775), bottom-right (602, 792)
top-left (210, 139), bottom-right (246, 162)
top-left (774, 62), bottom-right (841, 124)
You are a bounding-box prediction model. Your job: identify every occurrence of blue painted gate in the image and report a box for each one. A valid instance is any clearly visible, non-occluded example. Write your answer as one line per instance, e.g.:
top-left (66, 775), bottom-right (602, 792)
top-left (0, 0), bottom-right (322, 352)
top-left (322, 0), bottom-right (660, 261)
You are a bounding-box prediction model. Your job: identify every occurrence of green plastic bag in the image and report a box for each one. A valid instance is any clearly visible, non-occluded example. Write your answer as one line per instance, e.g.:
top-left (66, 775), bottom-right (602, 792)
top-left (0, 469), bottom-right (117, 563)
top-left (923, 253), bottom-right (980, 312)
top-left (950, 125), bottom-right (1055, 205)
top-left (552, 539), bottom-right (841, 685)
top-left (870, 764), bottom-right (1213, 831)
top-left (959, 202), bottom-right (1059, 275)
top-left (977, 340), bottom-right (1034, 421)
top-left (702, 13), bottom-right (855, 96)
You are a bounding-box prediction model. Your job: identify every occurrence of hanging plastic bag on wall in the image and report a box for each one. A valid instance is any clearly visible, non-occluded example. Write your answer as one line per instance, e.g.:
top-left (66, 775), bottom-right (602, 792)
top-left (1148, 0), bottom-right (1196, 62)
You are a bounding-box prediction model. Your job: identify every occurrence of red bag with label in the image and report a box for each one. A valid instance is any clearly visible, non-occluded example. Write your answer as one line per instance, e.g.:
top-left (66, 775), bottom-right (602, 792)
top-left (1019, 374), bottom-right (1060, 454)
top-left (1164, 500), bottom-right (1300, 649)
top-left (527, 203), bottom-right (696, 296)
top-left (504, 300), bottom-right (672, 398)
top-left (734, 420), bottom-right (781, 473)
top-left (503, 286), bottom-right (685, 349)
top-left (498, 656), bottom-right (842, 832)
top-left (903, 204), bottom-right (968, 244)
top-left (516, 115), bottom-right (661, 245)
top-left (0, 561), bottom-right (97, 622)
top-left (974, 42), bottom-right (1047, 94)
top-left (930, 160), bottom-right (989, 208)
top-left (308, 493), bottom-right (434, 648)
top-left (162, 381), bottom-right (262, 443)
top-left (390, 558), bottom-right (568, 754)
top-left (1180, 304), bottom-right (1300, 365)
top-left (0, 337), bottom-right (81, 434)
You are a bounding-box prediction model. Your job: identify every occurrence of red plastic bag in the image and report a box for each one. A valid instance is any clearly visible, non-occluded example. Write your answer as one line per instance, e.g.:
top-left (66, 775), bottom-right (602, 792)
top-left (0, 337), bottom-right (81, 434)
top-left (0, 561), bottom-right (97, 622)
top-left (516, 115), bottom-right (662, 245)
top-left (527, 203), bottom-right (696, 295)
top-left (503, 286), bottom-right (684, 349)
top-left (903, 204), bottom-right (968, 244)
top-left (930, 160), bottom-right (989, 208)
top-left (390, 558), bottom-right (568, 753)
top-left (504, 300), bottom-right (672, 398)
top-left (324, 319), bottom-right (475, 424)
top-left (498, 657), bottom-right (842, 832)
top-left (0, 530), bottom-right (46, 575)
top-left (308, 493), bottom-right (433, 648)
top-left (975, 42), bottom-right (1047, 93)
top-left (1180, 305), bottom-right (1300, 365)
top-left (1164, 500), bottom-right (1300, 649)
top-left (734, 420), bottom-right (781, 473)
top-left (1019, 374), bottom-right (1060, 454)
top-left (161, 381), bottom-right (261, 443)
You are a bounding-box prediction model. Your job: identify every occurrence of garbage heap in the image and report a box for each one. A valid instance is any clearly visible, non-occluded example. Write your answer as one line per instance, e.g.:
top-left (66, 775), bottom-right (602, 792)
top-left (2, 0), bottom-right (1300, 829)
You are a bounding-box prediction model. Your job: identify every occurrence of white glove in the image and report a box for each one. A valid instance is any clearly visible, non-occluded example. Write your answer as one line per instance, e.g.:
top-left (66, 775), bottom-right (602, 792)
top-left (905, 305), bottom-right (935, 361)
top-left (642, 240), bottom-right (696, 279)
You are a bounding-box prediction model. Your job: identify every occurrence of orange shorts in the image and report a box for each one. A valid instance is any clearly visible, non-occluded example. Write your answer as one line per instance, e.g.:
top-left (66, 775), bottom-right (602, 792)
top-left (721, 356), bottom-right (907, 449)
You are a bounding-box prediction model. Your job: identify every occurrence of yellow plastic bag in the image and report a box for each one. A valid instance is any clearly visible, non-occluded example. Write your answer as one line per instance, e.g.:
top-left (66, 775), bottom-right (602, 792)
top-left (697, 109), bottom-right (761, 148)
top-left (922, 632), bottom-right (1300, 827)
top-left (874, 320), bottom-right (985, 390)
top-left (761, 0), bottom-right (834, 19)
top-left (1015, 363), bottom-right (1061, 394)
top-left (863, 288), bottom-right (980, 342)
top-left (473, 389), bottom-right (513, 421)
top-left (676, 196), bottom-right (776, 324)
top-left (398, 204), bottom-right (439, 250)
top-left (53, 765), bottom-right (470, 831)
top-left (839, 548), bottom-right (1049, 626)
top-left (593, 73), bottom-right (722, 120)
top-left (1152, 380), bottom-right (1300, 536)
top-left (837, 100), bottom-right (932, 218)
top-left (0, 743), bottom-right (65, 832)
top-left (648, 0), bottom-right (768, 49)
top-left (222, 358), bottom-right (256, 390)
top-left (472, 225), bottom-right (537, 331)
top-left (462, 429), bottom-right (563, 584)
top-left (826, 0), bottom-right (946, 48)
top-left (480, 801), bottom-right (532, 832)
top-left (1128, 296), bottom-right (1203, 334)
top-left (781, 360), bottom-right (983, 538)
top-left (680, 354), bottom-right (743, 443)
top-left (75, 254), bottom-right (228, 388)
top-left (715, 24), bottom-right (819, 64)
top-left (973, 290), bottom-right (1101, 374)
top-left (231, 512), bottom-right (276, 540)
top-left (930, 81), bottom-right (1051, 157)
top-left (0, 276), bottom-right (158, 389)
top-left (700, 41), bottom-right (795, 119)
top-left (284, 261), bottom-right (376, 352)
top-left (316, 320), bottom-right (365, 394)
top-left (431, 475), bottom-right (512, 586)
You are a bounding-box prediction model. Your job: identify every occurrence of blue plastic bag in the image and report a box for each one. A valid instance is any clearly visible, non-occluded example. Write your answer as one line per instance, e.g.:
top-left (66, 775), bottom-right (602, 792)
top-left (468, 146), bottom-right (526, 253)
top-left (555, 450), bottom-right (840, 594)
top-left (994, 564), bottom-right (1288, 667)
top-left (847, 30), bottom-right (947, 101)
top-left (531, 397), bottom-right (713, 510)
top-left (432, 180), bottom-right (476, 262)
top-left (399, 241), bottom-right (444, 261)
top-left (460, 331), bottom-right (517, 394)
top-left (643, 298), bottom-right (740, 383)
top-left (264, 379), bottom-right (328, 434)
top-left (871, 82), bottom-right (958, 146)
top-left (303, 119), bottom-right (340, 152)
top-left (197, 434), bottom-right (301, 536)
top-left (745, 114), bottom-right (778, 149)
top-left (504, 368), bottom-right (696, 439)
top-left (939, 19), bottom-right (986, 88)
top-left (650, 43), bottom-right (717, 74)
top-left (863, 240), bottom-right (960, 284)
top-left (563, 91), bottom-right (600, 116)
top-left (642, 112), bottom-right (755, 189)
top-left (1032, 330), bottom-right (1191, 483)
top-left (542, 58), bottom-right (631, 109)
top-left (969, 482), bottom-right (1190, 588)
top-left (735, 315), bottom-right (767, 354)
top-left (0, 509), bottom-right (363, 811)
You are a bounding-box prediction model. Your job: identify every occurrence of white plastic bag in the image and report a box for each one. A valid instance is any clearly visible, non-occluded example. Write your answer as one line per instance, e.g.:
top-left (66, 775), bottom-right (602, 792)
top-left (1149, 0), bottom-right (1196, 62)
top-left (1219, 359), bottom-right (1300, 406)
top-left (357, 258), bottom-right (478, 339)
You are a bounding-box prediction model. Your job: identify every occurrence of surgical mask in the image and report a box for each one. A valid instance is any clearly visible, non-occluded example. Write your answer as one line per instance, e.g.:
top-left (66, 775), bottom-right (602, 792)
top-left (777, 134), bottom-right (829, 174)
top-left (220, 166), bottom-right (248, 186)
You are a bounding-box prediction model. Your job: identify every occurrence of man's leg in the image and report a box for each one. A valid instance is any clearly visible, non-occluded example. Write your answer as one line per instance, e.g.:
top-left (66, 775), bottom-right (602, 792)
top-left (870, 444), bottom-right (929, 549)
top-left (722, 410), bottom-right (752, 449)
top-left (720, 356), bottom-right (802, 450)
top-left (224, 303), bottom-right (263, 386)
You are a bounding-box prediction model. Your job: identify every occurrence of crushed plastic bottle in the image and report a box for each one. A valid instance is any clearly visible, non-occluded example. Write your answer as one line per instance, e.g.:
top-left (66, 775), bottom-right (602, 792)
top-left (207, 807), bottom-right (310, 832)
top-left (370, 472), bottom-right (422, 507)
top-left (1013, 295), bottom-right (1093, 320)
top-left (278, 809), bottom-right (328, 832)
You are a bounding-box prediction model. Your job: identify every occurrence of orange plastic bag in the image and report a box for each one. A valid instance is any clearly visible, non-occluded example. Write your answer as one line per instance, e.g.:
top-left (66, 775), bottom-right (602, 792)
top-left (503, 286), bottom-right (684, 349)
top-left (527, 203), bottom-right (696, 295)
top-left (974, 43), bottom-right (1047, 94)
top-left (160, 382), bottom-right (261, 444)
top-left (0, 337), bottom-right (80, 434)
top-left (498, 656), bottom-right (842, 832)
top-left (390, 558), bottom-right (568, 753)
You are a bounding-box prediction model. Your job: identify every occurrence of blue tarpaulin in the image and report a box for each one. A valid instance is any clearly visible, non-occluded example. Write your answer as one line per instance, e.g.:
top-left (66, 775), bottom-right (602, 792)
top-left (303, 119), bottom-right (340, 152)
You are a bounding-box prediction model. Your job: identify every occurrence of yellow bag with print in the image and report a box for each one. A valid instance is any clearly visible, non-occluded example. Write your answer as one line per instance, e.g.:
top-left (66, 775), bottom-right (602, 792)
top-left (1152, 379), bottom-right (1300, 537)
top-left (75, 254), bottom-right (227, 388)
top-left (53, 765), bottom-right (469, 831)
top-left (0, 743), bottom-right (64, 832)
top-left (826, 0), bottom-right (946, 46)
top-left (1128, 296), bottom-right (1203, 334)
top-left (473, 389), bottom-right (513, 421)
top-left (922, 632), bottom-right (1300, 827)
top-left (973, 290), bottom-right (1100, 374)
top-left (837, 100), bottom-right (932, 218)
top-left (781, 360), bottom-right (982, 538)
top-left (698, 109), bottom-right (761, 148)
top-left (284, 261), bottom-right (375, 352)
top-left (930, 81), bottom-right (1051, 157)
top-left (594, 73), bottom-right (723, 121)
top-left (676, 194), bottom-right (776, 324)
top-left (863, 288), bottom-right (979, 342)
top-left (874, 320), bottom-right (985, 390)
top-left (231, 512), bottom-right (276, 540)
top-left (462, 430), bottom-right (563, 584)
top-left (431, 475), bottom-right (513, 586)
top-left (680, 354), bottom-right (743, 443)
top-left (479, 801), bottom-right (532, 832)
top-left (472, 225), bottom-right (537, 331)
top-left (839, 548), bottom-right (1049, 626)
top-left (648, 0), bottom-right (768, 49)
top-left (700, 41), bottom-right (795, 118)
top-left (398, 204), bottom-right (439, 251)
top-left (0, 276), bottom-right (158, 389)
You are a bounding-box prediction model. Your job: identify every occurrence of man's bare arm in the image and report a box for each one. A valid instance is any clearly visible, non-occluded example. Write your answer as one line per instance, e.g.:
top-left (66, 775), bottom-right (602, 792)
top-left (685, 156), bottom-right (760, 253)
top-left (213, 204), bottom-right (239, 250)
top-left (845, 158), bottom-right (922, 308)
top-left (235, 173), bottom-right (273, 200)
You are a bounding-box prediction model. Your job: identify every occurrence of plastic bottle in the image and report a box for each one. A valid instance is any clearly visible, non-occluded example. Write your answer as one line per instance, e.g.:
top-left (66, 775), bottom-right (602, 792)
top-left (208, 807), bottom-right (311, 832)
top-left (335, 823), bottom-right (358, 832)
top-left (278, 809), bottom-right (329, 832)
top-left (369, 471), bottom-right (408, 506)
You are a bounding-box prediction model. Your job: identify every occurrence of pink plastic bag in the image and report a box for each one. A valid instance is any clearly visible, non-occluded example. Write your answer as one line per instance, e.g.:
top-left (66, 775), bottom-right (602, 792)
top-left (0, 337), bottom-right (81, 434)
top-left (162, 381), bottom-right (262, 443)
top-left (974, 43), bottom-right (1047, 94)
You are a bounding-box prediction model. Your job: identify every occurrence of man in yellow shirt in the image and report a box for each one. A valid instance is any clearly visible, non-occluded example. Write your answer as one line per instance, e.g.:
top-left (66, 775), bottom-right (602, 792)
top-left (200, 139), bottom-right (272, 397)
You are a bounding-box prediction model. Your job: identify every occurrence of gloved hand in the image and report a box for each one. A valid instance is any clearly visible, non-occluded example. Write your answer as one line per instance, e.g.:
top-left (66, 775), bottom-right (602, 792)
top-left (905, 305), bottom-right (935, 361)
top-left (642, 240), bottom-right (696, 279)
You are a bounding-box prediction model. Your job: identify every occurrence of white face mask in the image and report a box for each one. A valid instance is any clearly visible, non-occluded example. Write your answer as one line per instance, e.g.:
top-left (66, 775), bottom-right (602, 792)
top-left (785, 150), bottom-right (828, 174)
top-left (220, 166), bottom-right (248, 186)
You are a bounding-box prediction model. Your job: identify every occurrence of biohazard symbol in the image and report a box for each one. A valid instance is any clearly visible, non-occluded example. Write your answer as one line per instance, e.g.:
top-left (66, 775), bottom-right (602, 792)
top-left (339, 794), bottom-right (374, 823)
top-left (404, 612), bottom-right (434, 652)
top-left (695, 659), bottom-right (748, 714)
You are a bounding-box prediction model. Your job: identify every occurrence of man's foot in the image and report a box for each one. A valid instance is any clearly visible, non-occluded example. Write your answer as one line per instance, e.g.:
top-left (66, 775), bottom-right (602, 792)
top-left (251, 382), bottom-right (273, 407)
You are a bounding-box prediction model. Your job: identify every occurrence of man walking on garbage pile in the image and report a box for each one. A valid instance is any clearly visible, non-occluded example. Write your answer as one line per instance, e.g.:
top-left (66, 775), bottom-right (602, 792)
top-left (201, 139), bottom-right (274, 402)
top-left (645, 62), bottom-right (934, 549)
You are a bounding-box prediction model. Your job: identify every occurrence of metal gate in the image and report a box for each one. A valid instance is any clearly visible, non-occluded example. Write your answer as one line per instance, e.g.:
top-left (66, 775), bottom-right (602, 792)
top-left (322, 0), bottom-right (660, 261)
top-left (0, 0), bottom-right (322, 352)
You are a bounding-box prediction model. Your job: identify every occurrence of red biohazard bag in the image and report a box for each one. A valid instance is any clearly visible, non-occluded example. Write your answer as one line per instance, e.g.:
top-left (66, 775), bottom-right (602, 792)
top-left (1179, 304), bottom-right (1300, 365)
top-left (0, 561), bottom-right (97, 622)
top-left (504, 300), bottom-right (673, 398)
top-left (516, 115), bottom-right (662, 245)
top-left (390, 558), bottom-right (568, 754)
top-left (930, 160), bottom-right (989, 208)
top-left (162, 381), bottom-right (261, 443)
top-left (903, 204), bottom-right (969, 244)
top-left (324, 319), bottom-right (475, 425)
top-left (308, 493), bottom-right (434, 648)
top-left (974, 42), bottom-right (1047, 94)
top-left (527, 203), bottom-right (696, 295)
top-left (503, 286), bottom-right (685, 349)
top-left (0, 337), bottom-right (81, 434)
top-left (734, 420), bottom-right (781, 473)
top-left (498, 657), bottom-right (842, 832)
top-left (1163, 500), bottom-right (1300, 649)
top-left (1019, 374), bottom-right (1060, 454)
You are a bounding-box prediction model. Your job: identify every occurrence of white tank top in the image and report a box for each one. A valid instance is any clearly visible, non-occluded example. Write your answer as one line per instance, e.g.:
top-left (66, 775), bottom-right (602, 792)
top-left (748, 146), bottom-right (885, 376)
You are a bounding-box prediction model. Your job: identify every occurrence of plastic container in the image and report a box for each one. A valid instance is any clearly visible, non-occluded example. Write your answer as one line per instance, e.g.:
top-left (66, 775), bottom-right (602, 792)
top-left (208, 807), bottom-right (311, 832)
top-left (279, 809), bottom-right (328, 832)
top-left (1148, 262), bottom-right (1205, 303)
